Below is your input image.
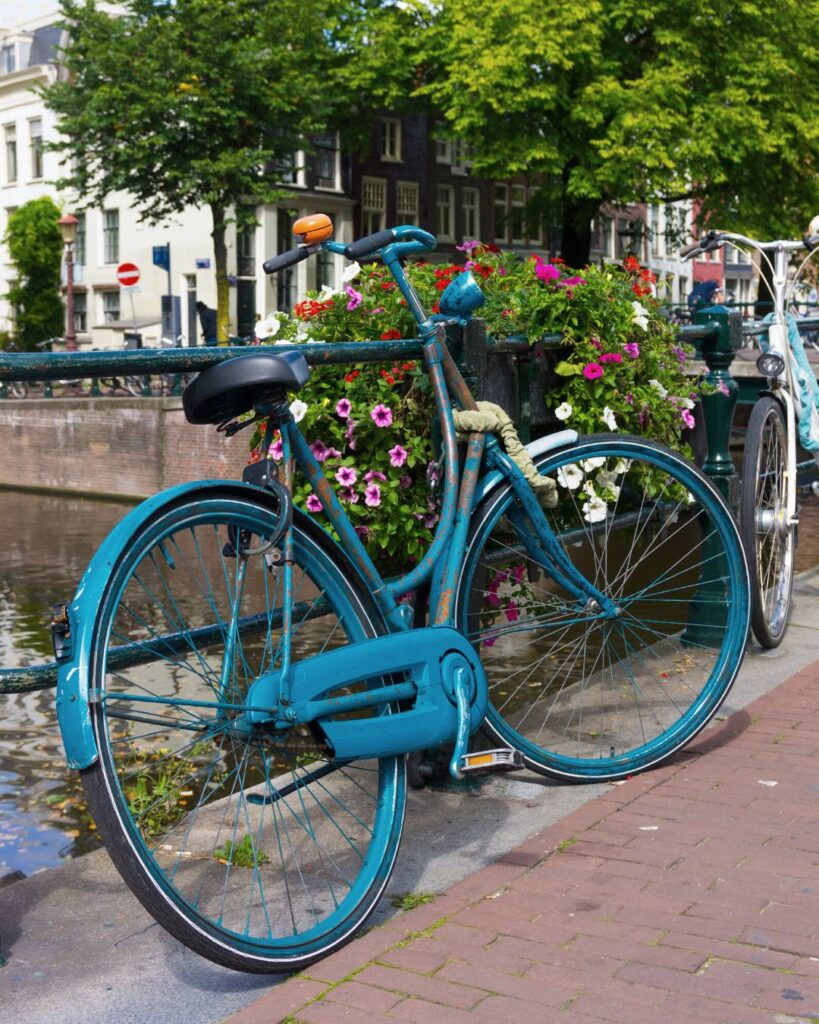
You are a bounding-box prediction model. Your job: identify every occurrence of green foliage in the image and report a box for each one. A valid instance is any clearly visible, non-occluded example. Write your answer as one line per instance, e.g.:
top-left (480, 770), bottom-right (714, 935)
top-left (212, 833), bottom-right (270, 869)
top-left (252, 247), bottom-right (694, 570)
top-left (420, 0), bottom-right (819, 259)
top-left (4, 197), bottom-right (64, 351)
top-left (390, 891), bottom-right (436, 910)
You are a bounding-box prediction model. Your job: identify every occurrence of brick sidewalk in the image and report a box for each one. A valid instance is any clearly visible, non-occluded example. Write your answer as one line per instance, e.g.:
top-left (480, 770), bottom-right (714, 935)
top-left (226, 661), bottom-right (819, 1024)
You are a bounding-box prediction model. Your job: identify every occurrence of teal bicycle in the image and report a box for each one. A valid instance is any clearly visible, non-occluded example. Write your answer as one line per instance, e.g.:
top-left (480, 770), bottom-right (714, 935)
top-left (53, 217), bottom-right (750, 972)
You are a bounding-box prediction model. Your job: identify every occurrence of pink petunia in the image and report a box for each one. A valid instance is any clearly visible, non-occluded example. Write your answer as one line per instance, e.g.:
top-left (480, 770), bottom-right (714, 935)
top-left (599, 352), bottom-right (622, 364)
top-left (344, 285), bottom-right (363, 311)
top-left (535, 261), bottom-right (560, 283)
top-left (399, 474), bottom-right (412, 490)
top-left (505, 600), bottom-right (520, 623)
top-left (336, 398), bottom-right (352, 419)
top-left (270, 438), bottom-right (283, 461)
top-left (335, 465), bottom-right (357, 486)
top-left (340, 486), bottom-right (359, 503)
top-left (681, 409), bottom-right (696, 429)
top-left (623, 343), bottom-right (640, 359)
top-left (310, 439), bottom-right (331, 461)
top-left (306, 494), bottom-right (322, 513)
top-left (364, 470), bottom-right (387, 483)
top-left (389, 444), bottom-right (408, 467)
top-left (583, 363), bottom-right (604, 380)
top-left (364, 483), bottom-right (382, 507)
top-left (371, 404), bottom-right (393, 427)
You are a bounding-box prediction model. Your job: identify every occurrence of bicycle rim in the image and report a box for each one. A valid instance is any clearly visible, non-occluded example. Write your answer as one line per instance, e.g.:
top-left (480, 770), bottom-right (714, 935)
top-left (457, 434), bottom-right (750, 780)
top-left (82, 492), bottom-right (405, 971)
top-left (741, 397), bottom-right (794, 647)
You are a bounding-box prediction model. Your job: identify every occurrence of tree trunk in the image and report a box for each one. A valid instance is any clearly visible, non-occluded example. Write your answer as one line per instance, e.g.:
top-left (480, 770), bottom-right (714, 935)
top-left (559, 195), bottom-right (599, 269)
top-left (210, 202), bottom-right (230, 344)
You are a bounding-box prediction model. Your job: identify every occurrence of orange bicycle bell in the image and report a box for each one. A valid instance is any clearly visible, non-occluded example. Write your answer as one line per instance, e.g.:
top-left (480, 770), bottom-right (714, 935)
top-left (293, 213), bottom-right (334, 245)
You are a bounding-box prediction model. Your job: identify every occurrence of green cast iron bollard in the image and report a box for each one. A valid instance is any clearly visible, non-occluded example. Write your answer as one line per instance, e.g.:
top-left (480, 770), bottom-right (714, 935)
top-left (89, 377), bottom-right (101, 397)
top-left (691, 307), bottom-right (743, 509)
top-left (683, 307), bottom-right (743, 648)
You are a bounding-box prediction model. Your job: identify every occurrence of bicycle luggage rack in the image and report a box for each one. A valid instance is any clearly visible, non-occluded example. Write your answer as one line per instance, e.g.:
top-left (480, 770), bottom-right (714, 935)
top-left (2, 311), bottom-right (818, 696)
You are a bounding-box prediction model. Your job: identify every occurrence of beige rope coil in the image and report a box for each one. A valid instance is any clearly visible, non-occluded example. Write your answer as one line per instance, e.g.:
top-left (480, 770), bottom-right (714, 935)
top-left (452, 401), bottom-right (557, 508)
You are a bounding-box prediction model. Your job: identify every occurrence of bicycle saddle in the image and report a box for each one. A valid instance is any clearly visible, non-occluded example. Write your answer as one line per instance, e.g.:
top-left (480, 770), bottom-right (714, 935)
top-left (182, 351), bottom-right (310, 424)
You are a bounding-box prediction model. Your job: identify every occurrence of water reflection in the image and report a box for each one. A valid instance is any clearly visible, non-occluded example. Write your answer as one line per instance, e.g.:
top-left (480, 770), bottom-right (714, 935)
top-left (0, 489), bottom-right (133, 874)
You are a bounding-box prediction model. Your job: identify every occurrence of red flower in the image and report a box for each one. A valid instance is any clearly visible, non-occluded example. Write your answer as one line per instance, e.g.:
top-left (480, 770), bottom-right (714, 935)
top-left (380, 328), bottom-right (402, 340)
top-left (344, 370), bottom-right (360, 382)
top-left (639, 268), bottom-right (657, 283)
top-left (435, 279), bottom-right (452, 290)
top-left (631, 283), bottom-right (652, 297)
top-left (623, 255), bottom-right (641, 273)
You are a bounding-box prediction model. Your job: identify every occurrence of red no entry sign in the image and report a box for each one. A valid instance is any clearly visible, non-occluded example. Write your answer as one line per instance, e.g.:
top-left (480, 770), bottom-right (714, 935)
top-left (116, 262), bottom-right (140, 287)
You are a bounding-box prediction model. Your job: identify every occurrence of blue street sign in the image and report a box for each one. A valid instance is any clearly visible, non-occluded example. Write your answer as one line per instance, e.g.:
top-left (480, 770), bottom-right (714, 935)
top-left (195, 258), bottom-right (211, 269)
top-left (152, 244), bottom-right (170, 271)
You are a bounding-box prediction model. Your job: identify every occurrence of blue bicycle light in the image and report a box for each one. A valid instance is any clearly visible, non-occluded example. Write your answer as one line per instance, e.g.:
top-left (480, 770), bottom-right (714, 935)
top-left (438, 271), bottom-right (486, 318)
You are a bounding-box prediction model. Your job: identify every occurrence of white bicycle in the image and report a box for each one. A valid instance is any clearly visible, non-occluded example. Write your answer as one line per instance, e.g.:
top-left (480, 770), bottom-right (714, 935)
top-left (682, 219), bottom-right (819, 647)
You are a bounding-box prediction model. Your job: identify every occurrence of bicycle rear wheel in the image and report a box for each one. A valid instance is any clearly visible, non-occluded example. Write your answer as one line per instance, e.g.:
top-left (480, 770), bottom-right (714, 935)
top-left (81, 489), bottom-right (406, 972)
top-left (740, 396), bottom-right (794, 647)
top-left (456, 434), bottom-right (750, 781)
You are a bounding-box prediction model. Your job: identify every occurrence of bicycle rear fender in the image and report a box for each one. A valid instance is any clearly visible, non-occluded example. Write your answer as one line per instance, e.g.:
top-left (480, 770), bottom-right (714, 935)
top-left (55, 479), bottom-right (289, 770)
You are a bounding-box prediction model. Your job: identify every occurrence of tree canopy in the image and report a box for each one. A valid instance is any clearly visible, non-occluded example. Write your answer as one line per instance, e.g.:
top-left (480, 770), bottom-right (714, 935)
top-left (419, 0), bottom-right (819, 264)
top-left (4, 197), bottom-right (64, 351)
top-left (44, 0), bottom-right (366, 339)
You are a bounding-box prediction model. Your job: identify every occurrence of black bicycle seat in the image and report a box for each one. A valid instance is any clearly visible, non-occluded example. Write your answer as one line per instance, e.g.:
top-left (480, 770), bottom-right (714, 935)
top-left (182, 351), bottom-right (310, 425)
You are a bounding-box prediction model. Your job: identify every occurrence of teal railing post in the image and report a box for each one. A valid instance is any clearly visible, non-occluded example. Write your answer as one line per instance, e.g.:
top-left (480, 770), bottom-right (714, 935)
top-left (684, 307), bottom-right (743, 648)
top-left (692, 307), bottom-right (743, 510)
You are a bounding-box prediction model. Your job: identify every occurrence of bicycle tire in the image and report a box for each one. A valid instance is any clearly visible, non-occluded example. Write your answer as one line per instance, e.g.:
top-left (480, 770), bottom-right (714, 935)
top-left (80, 489), bottom-right (406, 972)
top-left (455, 433), bottom-right (750, 781)
top-left (740, 396), bottom-right (794, 647)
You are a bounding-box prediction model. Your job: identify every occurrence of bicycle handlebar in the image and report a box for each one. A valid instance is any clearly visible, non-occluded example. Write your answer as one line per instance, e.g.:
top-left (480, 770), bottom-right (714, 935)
top-left (344, 229), bottom-right (397, 259)
top-left (262, 247), bottom-right (313, 275)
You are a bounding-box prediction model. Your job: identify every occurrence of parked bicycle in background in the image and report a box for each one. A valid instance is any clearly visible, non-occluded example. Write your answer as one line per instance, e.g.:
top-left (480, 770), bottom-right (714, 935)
top-left (682, 219), bottom-right (819, 647)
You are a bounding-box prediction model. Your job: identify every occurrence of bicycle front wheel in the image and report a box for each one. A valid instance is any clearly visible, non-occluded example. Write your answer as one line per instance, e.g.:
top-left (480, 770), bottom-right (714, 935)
top-left (456, 434), bottom-right (750, 781)
top-left (81, 490), bottom-right (406, 972)
top-left (740, 396), bottom-right (795, 648)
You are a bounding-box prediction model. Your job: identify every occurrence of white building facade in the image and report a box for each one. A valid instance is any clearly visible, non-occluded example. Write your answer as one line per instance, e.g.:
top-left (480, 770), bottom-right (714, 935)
top-left (0, 8), bottom-right (352, 350)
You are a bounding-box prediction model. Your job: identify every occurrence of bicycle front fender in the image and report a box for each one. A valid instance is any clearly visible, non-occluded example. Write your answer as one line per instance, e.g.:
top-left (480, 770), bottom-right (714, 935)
top-left (56, 479), bottom-right (287, 770)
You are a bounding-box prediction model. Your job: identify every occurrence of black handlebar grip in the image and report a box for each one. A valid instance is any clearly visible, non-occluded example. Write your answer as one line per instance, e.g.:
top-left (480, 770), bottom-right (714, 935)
top-left (680, 242), bottom-right (701, 259)
top-left (344, 229), bottom-right (397, 260)
top-left (262, 247), bottom-right (312, 275)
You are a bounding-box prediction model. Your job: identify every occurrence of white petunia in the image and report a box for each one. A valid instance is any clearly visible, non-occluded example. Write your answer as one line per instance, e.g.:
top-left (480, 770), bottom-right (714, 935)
top-left (296, 319), bottom-right (311, 340)
top-left (632, 301), bottom-right (649, 331)
top-left (342, 261), bottom-right (362, 282)
top-left (555, 402), bottom-right (573, 421)
top-left (583, 480), bottom-right (596, 498)
top-left (582, 496), bottom-right (608, 523)
top-left (255, 315), bottom-right (281, 340)
top-left (317, 284), bottom-right (341, 300)
top-left (581, 457), bottom-right (606, 470)
top-left (595, 469), bottom-right (621, 498)
top-left (601, 406), bottom-right (618, 431)
top-left (289, 399), bottom-right (308, 423)
top-left (649, 378), bottom-right (668, 398)
top-left (557, 463), bottom-right (583, 490)
top-left (613, 458), bottom-right (631, 474)
top-left (678, 396), bottom-right (695, 409)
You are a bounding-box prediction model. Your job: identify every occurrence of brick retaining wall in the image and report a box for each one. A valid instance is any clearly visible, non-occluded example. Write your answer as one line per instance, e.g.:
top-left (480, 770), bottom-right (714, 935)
top-left (0, 398), bottom-right (249, 499)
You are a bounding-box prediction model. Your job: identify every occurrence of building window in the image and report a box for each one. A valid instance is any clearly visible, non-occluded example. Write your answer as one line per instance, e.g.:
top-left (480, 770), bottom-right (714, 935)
top-left (396, 181), bottom-right (419, 225)
top-left (451, 141), bottom-right (471, 175)
top-left (510, 185), bottom-right (526, 244)
top-left (1, 44), bottom-right (15, 75)
top-left (462, 187), bottom-right (480, 240)
top-left (380, 118), bottom-right (401, 161)
top-left (29, 119), bottom-right (43, 179)
top-left (494, 184), bottom-right (508, 244)
top-left (236, 217), bottom-right (256, 277)
top-left (436, 185), bottom-right (454, 241)
top-left (361, 177), bottom-right (387, 235)
top-left (103, 209), bottom-right (119, 264)
top-left (435, 138), bottom-right (452, 164)
top-left (102, 290), bottom-right (120, 323)
top-left (74, 291), bottom-right (87, 333)
top-left (313, 132), bottom-right (339, 190)
top-left (74, 213), bottom-right (86, 265)
top-left (649, 205), bottom-right (661, 256)
top-left (4, 124), bottom-right (16, 183)
top-left (316, 248), bottom-right (335, 292)
top-left (276, 207), bottom-right (297, 312)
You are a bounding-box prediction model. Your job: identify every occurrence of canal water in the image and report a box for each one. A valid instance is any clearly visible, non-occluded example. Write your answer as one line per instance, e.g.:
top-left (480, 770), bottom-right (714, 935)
top-left (2, 484), bottom-right (819, 879)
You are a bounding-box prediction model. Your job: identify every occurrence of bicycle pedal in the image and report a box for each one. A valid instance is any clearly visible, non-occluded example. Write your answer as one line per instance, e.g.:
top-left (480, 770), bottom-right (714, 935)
top-left (458, 748), bottom-right (525, 776)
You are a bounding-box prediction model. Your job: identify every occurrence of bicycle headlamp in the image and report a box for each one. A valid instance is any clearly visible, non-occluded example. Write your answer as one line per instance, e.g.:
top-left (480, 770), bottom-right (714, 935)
top-left (756, 352), bottom-right (786, 378)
